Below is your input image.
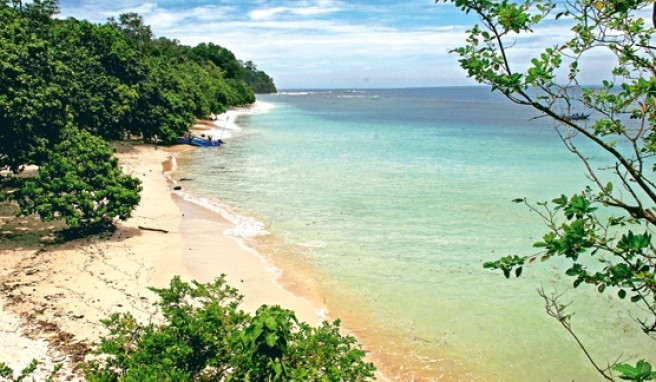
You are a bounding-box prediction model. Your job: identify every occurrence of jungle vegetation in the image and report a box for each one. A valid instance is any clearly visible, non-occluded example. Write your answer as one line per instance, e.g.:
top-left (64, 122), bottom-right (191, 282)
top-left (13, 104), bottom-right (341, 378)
top-left (0, 0), bottom-right (275, 230)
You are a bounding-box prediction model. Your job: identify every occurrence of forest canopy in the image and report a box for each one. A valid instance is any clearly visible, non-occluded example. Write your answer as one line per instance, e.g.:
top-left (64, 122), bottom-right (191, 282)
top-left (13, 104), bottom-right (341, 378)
top-left (0, 0), bottom-right (276, 230)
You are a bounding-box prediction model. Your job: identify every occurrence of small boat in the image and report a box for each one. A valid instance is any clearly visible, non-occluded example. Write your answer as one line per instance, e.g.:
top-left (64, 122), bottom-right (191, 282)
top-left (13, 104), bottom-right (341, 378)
top-left (562, 112), bottom-right (590, 121)
top-left (190, 136), bottom-right (223, 147)
top-left (175, 136), bottom-right (223, 147)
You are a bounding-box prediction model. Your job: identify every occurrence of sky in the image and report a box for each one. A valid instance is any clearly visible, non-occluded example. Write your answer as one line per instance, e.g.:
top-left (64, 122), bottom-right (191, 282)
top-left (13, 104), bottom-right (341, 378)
top-left (55, 0), bottom-right (613, 89)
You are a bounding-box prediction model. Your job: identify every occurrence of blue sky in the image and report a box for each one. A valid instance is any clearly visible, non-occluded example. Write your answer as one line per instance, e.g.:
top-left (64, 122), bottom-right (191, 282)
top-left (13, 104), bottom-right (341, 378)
top-left (56, 0), bottom-right (613, 89)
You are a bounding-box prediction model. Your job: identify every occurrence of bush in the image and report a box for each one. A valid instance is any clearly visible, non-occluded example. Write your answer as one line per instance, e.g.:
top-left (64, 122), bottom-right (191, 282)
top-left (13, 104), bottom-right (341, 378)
top-left (0, 359), bottom-right (60, 382)
top-left (85, 276), bottom-right (376, 381)
top-left (16, 124), bottom-right (142, 228)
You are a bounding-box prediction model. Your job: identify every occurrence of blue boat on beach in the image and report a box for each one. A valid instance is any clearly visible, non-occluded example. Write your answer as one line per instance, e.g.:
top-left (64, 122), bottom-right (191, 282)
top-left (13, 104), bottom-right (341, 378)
top-left (176, 136), bottom-right (223, 147)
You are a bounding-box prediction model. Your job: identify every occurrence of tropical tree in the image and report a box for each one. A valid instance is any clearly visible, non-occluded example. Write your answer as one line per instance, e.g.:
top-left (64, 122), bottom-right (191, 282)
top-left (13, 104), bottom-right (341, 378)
top-left (109, 12), bottom-right (153, 54)
top-left (124, 56), bottom-right (196, 143)
top-left (1, 0), bottom-right (268, 233)
top-left (191, 42), bottom-right (245, 79)
top-left (436, 0), bottom-right (656, 379)
top-left (241, 60), bottom-right (278, 94)
top-left (50, 19), bottom-right (143, 140)
top-left (85, 276), bottom-right (376, 382)
top-left (15, 124), bottom-right (141, 230)
top-left (0, 0), bottom-right (68, 169)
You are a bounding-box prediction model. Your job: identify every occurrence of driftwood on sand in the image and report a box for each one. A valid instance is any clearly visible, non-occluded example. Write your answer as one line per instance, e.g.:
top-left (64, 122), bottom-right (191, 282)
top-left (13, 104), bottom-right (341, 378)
top-left (138, 226), bottom-right (169, 233)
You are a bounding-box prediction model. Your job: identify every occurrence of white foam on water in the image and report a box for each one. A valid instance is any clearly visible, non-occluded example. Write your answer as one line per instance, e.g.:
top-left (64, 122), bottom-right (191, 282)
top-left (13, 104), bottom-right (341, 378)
top-left (172, 188), bottom-right (332, 324)
top-left (207, 101), bottom-right (275, 140)
top-left (173, 188), bottom-right (283, 279)
top-left (277, 91), bottom-right (335, 96)
top-left (176, 190), bottom-right (269, 239)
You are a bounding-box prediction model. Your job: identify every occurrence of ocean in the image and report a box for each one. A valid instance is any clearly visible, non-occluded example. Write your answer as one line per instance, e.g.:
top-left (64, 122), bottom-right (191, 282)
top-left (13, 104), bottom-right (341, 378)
top-left (173, 87), bottom-right (653, 381)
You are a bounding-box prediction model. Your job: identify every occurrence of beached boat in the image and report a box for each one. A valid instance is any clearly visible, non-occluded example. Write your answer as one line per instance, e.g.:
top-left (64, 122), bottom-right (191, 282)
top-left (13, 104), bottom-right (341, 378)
top-left (176, 137), bottom-right (191, 145)
top-left (175, 136), bottom-right (223, 147)
top-left (191, 136), bottom-right (223, 147)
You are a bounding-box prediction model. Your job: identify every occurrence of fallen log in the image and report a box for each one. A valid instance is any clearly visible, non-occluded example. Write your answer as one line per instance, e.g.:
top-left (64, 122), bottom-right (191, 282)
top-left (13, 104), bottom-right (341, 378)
top-left (138, 225), bottom-right (169, 233)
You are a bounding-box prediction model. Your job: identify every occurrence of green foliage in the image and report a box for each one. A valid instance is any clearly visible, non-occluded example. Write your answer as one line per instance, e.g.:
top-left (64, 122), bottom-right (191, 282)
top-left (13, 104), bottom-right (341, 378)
top-left (0, 0), bottom-right (272, 229)
top-left (16, 124), bottom-right (142, 228)
top-left (126, 56), bottom-right (196, 143)
top-left (0, 1), bottom-right (268, 160)
top-left (110, 12), bottom-right (153, 53)
top-left (615, 360), bottom-right (656, 381)
top-left (241, 60), bottom-right (278, 94)
top-left (437, 0), bottom-right (656, 377)
top-left (0, 359), bottom-right (60, 382)
top-left (0, 2), bottom-right (67, 169)
top-left (85, 276), bottom-right (376, 382)
top-left (191, 42), bottom-right (245, 80)
top-left (50, 19), bottom-right (144, 140)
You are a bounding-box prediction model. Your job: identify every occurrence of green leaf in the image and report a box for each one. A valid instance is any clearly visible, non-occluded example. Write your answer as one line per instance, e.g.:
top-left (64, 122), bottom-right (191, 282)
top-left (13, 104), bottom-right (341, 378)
top-left (515, 267), bottom-right (523, 277)
top-left (265, 333), bottom-right (279, 348)
top-left (0, 363), bottom-right (13, 378)
top-left (483, 261), bottom-right (496, 269)
top-left (614, 360), bottom-right (656, 381)
top-left (273, 362), bottom-right (283, 377)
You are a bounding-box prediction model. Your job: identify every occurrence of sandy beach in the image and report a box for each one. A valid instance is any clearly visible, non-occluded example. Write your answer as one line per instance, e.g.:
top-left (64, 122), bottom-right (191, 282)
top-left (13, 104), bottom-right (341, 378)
top-left (0, 129), bottom-right (326, 379)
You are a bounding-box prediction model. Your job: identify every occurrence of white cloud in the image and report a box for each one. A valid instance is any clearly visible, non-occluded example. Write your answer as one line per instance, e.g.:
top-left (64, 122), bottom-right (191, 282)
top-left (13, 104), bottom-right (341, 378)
top-left (164, 17), bottom-right (470, 87)
top-left (248, 0), bottom-right (344, 21)
top-left (248, 6), bottom-right (341, 21)
top-left (146, 8), bottom-right (180, 29)
top-left (119, 2), bottom-right (157, 16)
top-left (249, 7), bottom-right (288, 21)
top-left (56, 0), bottom-right (618, 88)
top-left (292, 5), bottom-right (341, 16)
top-left (189, 6), bottom-right (235, 22)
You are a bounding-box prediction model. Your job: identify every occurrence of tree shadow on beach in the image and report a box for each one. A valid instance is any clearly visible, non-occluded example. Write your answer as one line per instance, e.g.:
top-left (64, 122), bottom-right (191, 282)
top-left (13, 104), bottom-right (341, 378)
top-left (0, 203), bottom-right (65, 251)
top-left (0, 202), bottom-right (144, 251)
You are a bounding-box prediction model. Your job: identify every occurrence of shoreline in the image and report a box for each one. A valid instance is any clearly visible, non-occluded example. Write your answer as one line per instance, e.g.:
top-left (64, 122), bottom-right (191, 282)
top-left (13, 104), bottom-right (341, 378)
top-left (170, 193), bottom-right (326, 325)
top-left (170, 106), bottom-right (395, 382)
top-left (171, 104), bottom-right (327, 323)
top-left (0, 144), bottom-right (182, 379)
top-left (0, 107), bottom-right (328, 379)
top-left (0, 104), bottom-right (392, 380)
top-left (172, 103), bottom-right (470, 382)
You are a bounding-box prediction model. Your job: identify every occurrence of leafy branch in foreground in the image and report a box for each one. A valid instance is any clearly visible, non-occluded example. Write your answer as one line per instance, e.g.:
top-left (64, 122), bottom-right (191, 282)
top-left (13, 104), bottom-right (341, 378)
top-left (0, 359), bottom-right (60, 382)
top-left (437, 0), bottom-right (656, 378)
top-left (84, 276), bottom-right (376, 382)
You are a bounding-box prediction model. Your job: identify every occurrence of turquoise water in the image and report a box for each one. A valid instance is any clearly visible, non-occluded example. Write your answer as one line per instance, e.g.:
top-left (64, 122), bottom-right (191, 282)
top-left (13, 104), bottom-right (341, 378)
top-left (175, 88), bottom-right (654, 381)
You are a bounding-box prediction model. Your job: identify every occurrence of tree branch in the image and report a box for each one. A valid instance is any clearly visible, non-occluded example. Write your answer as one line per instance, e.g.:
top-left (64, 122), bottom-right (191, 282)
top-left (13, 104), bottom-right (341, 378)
top-left (538, 288), bottom-right (617, 381)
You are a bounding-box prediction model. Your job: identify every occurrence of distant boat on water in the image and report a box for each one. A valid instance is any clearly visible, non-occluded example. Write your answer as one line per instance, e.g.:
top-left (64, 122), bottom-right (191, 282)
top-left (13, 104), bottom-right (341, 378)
top-left (562, 112), bottom-right (590, 121)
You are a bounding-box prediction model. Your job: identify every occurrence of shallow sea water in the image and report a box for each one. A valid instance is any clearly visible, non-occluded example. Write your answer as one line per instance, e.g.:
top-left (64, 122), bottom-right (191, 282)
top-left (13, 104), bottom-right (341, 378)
top-left (175, 87), bottom-right (654, 381)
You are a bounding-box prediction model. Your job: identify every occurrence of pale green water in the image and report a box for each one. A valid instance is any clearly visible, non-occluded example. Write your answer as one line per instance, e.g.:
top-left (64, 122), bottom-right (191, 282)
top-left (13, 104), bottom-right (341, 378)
top-left (174, 88), bottom-right (654, 381)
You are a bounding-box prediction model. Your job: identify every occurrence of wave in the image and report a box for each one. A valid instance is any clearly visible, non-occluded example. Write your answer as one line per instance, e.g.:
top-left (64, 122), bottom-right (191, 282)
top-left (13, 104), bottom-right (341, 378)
top-left (174, 190), bottom-right (270, 239)
top-left (276, 91), bottom-right (334, 96)
top-left (202, 101), bottom-right (275, 140)
top-left (171, 186), bottom-right (283, 279)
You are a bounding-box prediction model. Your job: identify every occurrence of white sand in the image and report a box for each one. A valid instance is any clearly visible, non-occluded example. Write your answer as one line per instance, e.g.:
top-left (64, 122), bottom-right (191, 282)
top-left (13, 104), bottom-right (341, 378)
top-left (0, 144), bottom-right (325, 380)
